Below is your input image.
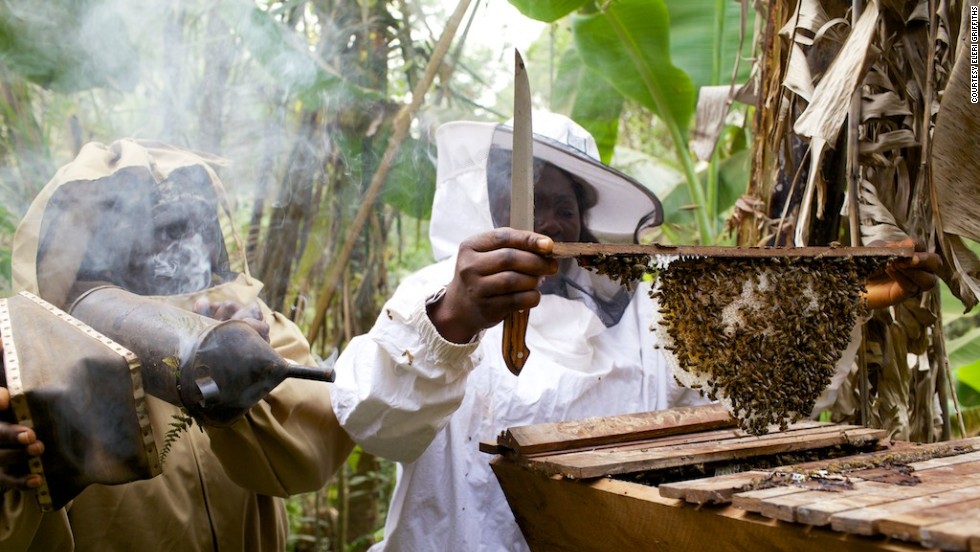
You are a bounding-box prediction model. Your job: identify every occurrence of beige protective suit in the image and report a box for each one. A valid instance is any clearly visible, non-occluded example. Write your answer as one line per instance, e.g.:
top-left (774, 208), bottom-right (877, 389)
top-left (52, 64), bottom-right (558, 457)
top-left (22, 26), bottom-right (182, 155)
top-left (1, 139), bottom-right (353, 551)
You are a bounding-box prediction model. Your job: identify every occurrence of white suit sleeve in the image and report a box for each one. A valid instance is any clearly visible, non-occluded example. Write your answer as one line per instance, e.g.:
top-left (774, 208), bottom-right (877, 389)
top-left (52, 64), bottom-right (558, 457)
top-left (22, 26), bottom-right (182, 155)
top-left (330, 264), bottom-right (481, 463)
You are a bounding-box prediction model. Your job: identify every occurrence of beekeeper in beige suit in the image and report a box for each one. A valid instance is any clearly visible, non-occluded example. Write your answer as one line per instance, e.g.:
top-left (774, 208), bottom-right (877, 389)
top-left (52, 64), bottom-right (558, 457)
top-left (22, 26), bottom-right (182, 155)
top-left (0, 139), bottom-right (353, 551)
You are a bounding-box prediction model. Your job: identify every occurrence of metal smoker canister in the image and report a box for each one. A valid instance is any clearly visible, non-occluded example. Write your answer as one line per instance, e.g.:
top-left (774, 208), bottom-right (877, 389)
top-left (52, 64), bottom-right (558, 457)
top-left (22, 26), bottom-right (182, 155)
top-left (0, 291), bottom-right (160, 511)
top-left (69, 285), bottom-right (334, 427)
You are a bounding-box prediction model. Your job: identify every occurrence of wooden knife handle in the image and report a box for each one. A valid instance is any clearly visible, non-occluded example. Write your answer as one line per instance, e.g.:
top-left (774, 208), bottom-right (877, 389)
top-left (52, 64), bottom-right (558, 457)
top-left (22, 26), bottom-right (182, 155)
top-left (502, 309), bottom-right (531, 376)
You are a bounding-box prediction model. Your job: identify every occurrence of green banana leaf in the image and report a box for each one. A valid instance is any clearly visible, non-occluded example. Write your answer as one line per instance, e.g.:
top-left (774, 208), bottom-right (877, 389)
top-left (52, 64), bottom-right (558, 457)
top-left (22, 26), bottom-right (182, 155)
top-left (571, 1), bottom-right (695, 138)
top-left (552, 48), bottom-right (624, 164)
top-left (951, 326), bottom-right (980, 407)
top-left (510, 0), bottom-right (746, 92)
top-left (508, 0), bottom-right (592, 22)
top-left (665, 0), bottom-right (752, 91)
top-left (958, 404), bottom-right (980, 436)
top-left (949, 326), bottom-right (980, 372)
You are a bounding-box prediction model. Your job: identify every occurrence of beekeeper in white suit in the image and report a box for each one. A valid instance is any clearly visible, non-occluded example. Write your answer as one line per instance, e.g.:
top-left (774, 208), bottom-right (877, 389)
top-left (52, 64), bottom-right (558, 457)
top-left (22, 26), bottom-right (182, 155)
top-left (331, 111), bottom-right (704, 551)
top-left (329, 111), bottom-right (940, 551)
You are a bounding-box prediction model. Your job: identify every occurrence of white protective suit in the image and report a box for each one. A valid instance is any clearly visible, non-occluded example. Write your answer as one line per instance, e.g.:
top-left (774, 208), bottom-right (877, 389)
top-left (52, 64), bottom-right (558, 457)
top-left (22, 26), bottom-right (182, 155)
top-left (331, 113), bottom-right (709, 551)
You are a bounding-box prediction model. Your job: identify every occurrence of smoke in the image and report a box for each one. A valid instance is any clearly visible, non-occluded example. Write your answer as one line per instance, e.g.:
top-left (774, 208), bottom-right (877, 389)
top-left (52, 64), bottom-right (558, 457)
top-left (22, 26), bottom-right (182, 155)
top-left (1, 0), bottom-right (335, 202)
top-left (0, 0), bottom-right (322, 296)
top-left (146, 233), bottom-right (213, 296)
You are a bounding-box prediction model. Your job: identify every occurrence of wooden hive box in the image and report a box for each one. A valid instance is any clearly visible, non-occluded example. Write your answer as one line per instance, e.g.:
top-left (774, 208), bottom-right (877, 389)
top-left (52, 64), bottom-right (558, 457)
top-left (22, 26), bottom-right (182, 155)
top-left (483, 404), bottom-right (980, 551)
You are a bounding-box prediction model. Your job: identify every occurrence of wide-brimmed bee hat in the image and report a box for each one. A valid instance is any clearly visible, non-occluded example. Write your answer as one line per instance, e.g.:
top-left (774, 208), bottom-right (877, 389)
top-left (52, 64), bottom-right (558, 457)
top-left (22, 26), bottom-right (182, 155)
top-left (430, 111), bottom-right (662, 261)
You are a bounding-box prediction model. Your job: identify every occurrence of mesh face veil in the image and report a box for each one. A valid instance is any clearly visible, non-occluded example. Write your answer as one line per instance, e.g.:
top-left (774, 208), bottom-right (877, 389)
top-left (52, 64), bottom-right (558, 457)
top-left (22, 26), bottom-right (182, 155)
top-left (483, 118), bottom-right (663, 326)
top-left (30, 146), bottom-right (234, 305)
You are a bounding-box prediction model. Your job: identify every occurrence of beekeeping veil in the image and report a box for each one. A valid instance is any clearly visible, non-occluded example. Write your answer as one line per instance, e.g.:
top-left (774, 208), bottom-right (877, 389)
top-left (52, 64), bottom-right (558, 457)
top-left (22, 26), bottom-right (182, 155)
top-left (13, 139), bottom-right (242, 310)
top-left (430, 112), bottom-right (663, 326)
top-left (4, 140), bottom-right (249, 510)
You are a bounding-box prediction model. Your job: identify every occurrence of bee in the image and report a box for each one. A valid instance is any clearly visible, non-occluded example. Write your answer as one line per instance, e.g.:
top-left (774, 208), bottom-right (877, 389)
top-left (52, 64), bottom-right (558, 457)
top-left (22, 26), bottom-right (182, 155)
top-left (651, 253), bottom-right (886, 435)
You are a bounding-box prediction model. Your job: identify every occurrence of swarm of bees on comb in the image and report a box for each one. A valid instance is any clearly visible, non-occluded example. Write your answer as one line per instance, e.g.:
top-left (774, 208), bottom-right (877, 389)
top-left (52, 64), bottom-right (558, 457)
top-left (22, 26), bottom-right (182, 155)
top-left (579, 252), bottom-right (893, 435)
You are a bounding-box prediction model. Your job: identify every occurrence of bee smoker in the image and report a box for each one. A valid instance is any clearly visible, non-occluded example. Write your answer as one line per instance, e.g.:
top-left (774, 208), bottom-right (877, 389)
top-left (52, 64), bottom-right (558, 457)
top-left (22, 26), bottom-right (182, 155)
top-left (0, 291), bottom-right (161, 511)
top-left (68, 285), bottom-right (334, 427)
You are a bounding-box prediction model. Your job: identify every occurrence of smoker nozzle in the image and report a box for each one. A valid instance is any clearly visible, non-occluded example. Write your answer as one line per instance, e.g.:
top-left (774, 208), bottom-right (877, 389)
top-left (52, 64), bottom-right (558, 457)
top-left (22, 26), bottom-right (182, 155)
top-left (69, 285), bottom-right (332, 426)
top-left (284, 364), bottom-right (336, 383)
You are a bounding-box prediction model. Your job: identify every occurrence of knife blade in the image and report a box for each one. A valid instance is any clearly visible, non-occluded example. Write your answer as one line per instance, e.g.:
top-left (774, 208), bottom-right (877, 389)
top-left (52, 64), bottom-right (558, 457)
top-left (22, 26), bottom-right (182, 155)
top-left (502, 49), bottom-right (533, 376)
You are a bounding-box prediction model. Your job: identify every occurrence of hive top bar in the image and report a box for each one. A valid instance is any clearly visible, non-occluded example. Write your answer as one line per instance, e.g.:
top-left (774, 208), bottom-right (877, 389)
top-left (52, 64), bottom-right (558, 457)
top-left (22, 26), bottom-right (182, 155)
top-left (551, 242), bottom-right (915, 259)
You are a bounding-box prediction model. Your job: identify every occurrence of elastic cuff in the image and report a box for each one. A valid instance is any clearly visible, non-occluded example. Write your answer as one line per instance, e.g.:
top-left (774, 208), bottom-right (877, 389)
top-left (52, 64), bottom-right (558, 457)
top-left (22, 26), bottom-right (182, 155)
top-left (411, 293), bottom-right (481, 366)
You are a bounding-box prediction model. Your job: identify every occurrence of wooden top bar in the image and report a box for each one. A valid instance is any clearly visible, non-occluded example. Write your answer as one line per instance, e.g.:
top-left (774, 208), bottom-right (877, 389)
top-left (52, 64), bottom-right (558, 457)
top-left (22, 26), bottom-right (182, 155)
top-left (551, 242), bottom-right (915, 260)
top-left (484, 404), bottom-right (734, 456)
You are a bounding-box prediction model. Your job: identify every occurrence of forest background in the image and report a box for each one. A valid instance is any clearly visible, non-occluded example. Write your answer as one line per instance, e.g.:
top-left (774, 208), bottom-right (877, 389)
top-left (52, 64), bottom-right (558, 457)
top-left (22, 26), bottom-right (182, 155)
top-left (2, 0), bottom-right (979, 550)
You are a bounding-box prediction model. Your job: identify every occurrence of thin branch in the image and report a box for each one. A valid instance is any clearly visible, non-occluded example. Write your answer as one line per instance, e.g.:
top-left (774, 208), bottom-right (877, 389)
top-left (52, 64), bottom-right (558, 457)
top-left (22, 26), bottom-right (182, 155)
top-left (306, 0), bottom-right (475, 343)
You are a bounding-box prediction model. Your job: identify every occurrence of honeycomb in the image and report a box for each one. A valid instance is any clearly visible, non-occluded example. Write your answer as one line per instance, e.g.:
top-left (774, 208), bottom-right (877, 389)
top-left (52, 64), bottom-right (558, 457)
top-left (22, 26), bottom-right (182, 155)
top-left (579, 253), bottom-right (891, 434)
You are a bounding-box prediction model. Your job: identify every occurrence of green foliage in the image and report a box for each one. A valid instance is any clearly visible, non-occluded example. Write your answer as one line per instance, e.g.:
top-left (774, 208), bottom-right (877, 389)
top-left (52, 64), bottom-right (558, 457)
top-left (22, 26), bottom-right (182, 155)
top-left (0, 202), bottom-right (14, 293)
top-left (214, 0), bottom-right (384, 109)
top-left (658, 148), bottom-right (749, 243)
top-left (0, 0), bottom-right (140, 93)
top-left (382, 137), bottom-right (437, 221)
top-left (949, 324), bottom-right (980, 411)
top-left (286, 445), bottom-right (396, 551)
top-left (508, 0), bottom-right (591, 22)
top-left (664, 0), bottom-right (752, 91)
top-left (551, 48), bottom-right (624, 164)
top-left (949, 326), bottom-right (980, 373)
top-left (957, 404), bottom-right (980, 437)
top-left (159, 411), bottom-right (195, 464)
top-left (571, 3), bottom-right (695, 138)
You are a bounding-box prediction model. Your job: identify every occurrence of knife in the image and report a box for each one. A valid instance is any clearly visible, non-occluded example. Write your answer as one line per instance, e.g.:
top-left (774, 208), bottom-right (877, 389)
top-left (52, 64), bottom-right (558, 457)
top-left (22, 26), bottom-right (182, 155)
top-left (502, 49), bottom-right (533, 376)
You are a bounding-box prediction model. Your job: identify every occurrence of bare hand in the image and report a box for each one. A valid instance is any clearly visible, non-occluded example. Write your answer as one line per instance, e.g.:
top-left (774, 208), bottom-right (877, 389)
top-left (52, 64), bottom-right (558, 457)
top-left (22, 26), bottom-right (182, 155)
top-left (0, 384), bottom-right (45, 492)
top-left (428, 228), bottom-right (558, 344)
top-left (193, 298), bottom-right (271, 342)
top-left (864, 240), bottom-right (942, 310)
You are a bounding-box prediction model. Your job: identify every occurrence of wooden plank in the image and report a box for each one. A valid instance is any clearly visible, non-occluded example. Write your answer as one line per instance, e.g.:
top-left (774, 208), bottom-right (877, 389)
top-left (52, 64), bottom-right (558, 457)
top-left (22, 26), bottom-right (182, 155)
top-left (733, 485), bottom-right (814, 513)
top-left (877, 496), bottom-right (980, 543)
top-left (524, 426), bottom-right (884, 479)
top-left (551, 242), bottom-right (914, 260)
top-left (658, 470), bottom-right (769, 504)
top-left (795, 471), bottom-right (980, 526)
top-left (499, 403), bottom-right (735, 455)
top-left (494, 423), bottom-right (750, 459)
top-left (524, 419), bottom-right (833, 459)
top-left (902, 442), bottom-right (980, 469)
top-left (759, 461), bottom-right (980, 524)
top-left (657, 440), bottom-right (921, 507)
top-left (829, 484), bottom-right (980, 536)
top-left (919, 515), bottom-right (980, 551)
top-left (510, 419), bottom-right (837, 465)
top-left (753, 449), bottom-right (980, 523)
top-left (542, 421), bottom-right (860, 459)
top-left (759, 488), bottom-right (852, 522)
top-left (517, 422), bottom-right (843, 469)
top-left (526, 424), bottom-right (878, 478)
top-left (785, 439), bottom-right (980, 473)
top-left (569, 432), bottom-right (975, 508)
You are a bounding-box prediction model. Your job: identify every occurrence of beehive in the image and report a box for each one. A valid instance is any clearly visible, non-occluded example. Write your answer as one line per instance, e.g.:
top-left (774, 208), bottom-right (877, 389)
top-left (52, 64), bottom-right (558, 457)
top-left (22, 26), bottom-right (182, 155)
top-left (652, 255), bottom-right (889, 434)
top-left (565, 244), bottom-right (903, 435)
